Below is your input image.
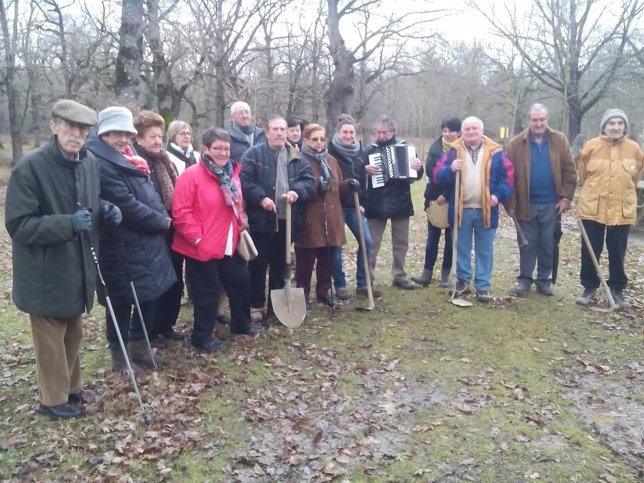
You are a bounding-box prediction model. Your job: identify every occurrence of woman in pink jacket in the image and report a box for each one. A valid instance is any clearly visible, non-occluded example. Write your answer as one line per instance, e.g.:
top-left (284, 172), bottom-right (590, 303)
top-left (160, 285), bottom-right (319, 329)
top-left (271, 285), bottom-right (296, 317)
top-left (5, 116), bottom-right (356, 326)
top-left (172, 128), bottom-right (262, 352)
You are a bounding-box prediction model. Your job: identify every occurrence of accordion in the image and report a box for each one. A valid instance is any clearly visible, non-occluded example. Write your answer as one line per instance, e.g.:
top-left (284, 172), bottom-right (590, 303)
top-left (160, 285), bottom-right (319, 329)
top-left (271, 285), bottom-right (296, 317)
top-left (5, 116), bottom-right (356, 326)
top-left (368, 144), bottom-right (417, 188)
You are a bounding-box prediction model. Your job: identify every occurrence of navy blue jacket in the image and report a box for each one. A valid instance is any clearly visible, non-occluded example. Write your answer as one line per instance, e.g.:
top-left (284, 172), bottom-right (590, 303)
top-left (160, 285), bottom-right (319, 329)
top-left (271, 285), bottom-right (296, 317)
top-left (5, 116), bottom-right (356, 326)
top-left (86, 135), bottom-right (176, 304)
top-left (240, 143), bottom-right (315, 240)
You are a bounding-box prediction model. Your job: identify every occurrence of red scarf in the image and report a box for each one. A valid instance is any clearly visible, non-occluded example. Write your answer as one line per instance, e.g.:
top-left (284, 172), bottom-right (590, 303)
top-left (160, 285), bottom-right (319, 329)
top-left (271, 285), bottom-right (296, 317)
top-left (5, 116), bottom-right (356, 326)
top-left (122, 145), bottom-right (151, 176)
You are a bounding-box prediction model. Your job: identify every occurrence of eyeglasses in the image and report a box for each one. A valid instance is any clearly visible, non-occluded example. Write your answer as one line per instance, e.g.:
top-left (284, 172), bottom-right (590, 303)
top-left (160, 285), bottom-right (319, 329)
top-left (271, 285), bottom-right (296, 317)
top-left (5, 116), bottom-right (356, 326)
top-left (309, 137), bottom-right (326, 143)
top-left (178, 130), bottom-right (192, 136)
top-left (209, 146), bottom-right (231, 152)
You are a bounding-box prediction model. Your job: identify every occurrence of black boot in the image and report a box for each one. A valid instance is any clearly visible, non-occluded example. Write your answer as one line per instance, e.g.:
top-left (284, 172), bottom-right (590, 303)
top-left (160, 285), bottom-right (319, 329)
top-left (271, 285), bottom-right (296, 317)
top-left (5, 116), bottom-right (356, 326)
top-left (411, 269), bottom-right (432, 287)
top-left (128, 339), bottom-right (164, 370)
top-left (111, 349), bottom-right (143, 375)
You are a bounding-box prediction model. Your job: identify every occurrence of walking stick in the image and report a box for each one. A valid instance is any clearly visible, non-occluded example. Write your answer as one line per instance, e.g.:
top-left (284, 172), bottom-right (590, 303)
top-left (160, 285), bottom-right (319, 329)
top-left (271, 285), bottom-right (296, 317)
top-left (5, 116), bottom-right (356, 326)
top-left (353, 191), bottom-right (375, 311)
top-left (115, 230), bottom-right (157, 369)
top-left (84, 233), bottom-right (153, 424)
top-left (577, 220), bottom-right (617, 310)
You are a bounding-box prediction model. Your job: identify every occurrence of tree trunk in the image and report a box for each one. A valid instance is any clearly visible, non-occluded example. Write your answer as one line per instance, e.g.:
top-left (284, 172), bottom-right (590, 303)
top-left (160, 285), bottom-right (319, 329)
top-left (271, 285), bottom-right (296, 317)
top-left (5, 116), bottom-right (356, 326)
top-left (115, 0), bottom-right (144, 104)
top-left (325, 0), bottom-right (356, 131)
top-left (0, 0), bottom-right (24, 165)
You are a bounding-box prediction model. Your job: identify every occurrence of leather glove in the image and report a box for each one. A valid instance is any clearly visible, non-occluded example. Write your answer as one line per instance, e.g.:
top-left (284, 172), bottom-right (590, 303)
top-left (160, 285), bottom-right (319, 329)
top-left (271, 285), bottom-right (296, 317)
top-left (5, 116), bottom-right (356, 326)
top-left (347, 178), bottom-right (360, 192)
top-left (318, 176), bottom-right (329, 196)
top-left (102, 203), bottom-right (122, 225)
top-left (71, 208), bottom-right (92, 233)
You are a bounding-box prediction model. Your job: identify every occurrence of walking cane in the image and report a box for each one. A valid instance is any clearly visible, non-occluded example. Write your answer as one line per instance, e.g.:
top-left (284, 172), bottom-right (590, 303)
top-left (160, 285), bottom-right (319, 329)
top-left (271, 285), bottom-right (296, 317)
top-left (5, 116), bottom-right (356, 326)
top-left (115, 230), bottom-right (157, 369)
top-left (83, 233), bottom-right (153, 424)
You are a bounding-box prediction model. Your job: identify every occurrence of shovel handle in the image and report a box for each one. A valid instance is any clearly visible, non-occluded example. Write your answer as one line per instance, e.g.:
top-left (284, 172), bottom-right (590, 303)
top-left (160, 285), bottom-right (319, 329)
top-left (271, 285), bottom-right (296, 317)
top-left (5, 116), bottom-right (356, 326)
top-left (353, 191), bottom-right (375, 309)
top-left (285, 200), bottom-right (292, 264)
top-left (578, 219), bottom-right (617, 309)
top-left (450, 171), bottom-right (461, 301)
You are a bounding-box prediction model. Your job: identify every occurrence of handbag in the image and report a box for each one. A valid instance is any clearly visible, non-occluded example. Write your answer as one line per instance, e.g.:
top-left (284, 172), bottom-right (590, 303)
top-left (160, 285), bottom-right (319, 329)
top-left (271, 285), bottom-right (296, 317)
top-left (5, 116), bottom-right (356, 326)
top-left (426, 200), bottom-right (449, 229)
top-left (236, 229), bottom-right (258, 261)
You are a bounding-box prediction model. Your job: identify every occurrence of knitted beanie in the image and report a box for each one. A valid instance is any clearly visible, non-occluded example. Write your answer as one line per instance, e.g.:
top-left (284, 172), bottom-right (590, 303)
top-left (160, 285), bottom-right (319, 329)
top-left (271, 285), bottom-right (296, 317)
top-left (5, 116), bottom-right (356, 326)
top-left (600, 108), bottom-right (628, 134)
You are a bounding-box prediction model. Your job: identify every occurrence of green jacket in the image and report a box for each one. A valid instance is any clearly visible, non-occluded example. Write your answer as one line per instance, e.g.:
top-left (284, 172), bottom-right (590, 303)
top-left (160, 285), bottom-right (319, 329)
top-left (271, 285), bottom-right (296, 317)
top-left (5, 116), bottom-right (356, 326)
top-left (5, 137), bottom-right (101, 318)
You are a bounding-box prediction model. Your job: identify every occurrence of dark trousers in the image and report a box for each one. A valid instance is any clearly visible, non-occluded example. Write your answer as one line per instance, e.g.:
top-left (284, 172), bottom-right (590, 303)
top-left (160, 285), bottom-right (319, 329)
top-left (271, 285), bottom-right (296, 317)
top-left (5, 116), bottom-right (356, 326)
top-left (186, 255), bottom-right (251, 345)
top-left (248, 221), bottom-right (286, 309)
top-left (422, 222), bottom-right (452, 271)
top-left (152, 248), bottom-right (184, 337)
top-left (580, 220), bottom-right (630, 290)
top-left (106, 298), bottom-right (160, 351)
top-left (295, 246), bottom-right (332, 299)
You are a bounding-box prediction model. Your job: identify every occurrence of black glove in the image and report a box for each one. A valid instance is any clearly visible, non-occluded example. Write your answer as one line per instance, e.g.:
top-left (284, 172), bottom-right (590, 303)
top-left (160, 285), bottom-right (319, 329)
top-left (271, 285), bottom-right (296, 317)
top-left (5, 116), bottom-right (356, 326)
top-left (71, 208), bottom-right (92, 234)
top-left (102, 203), bottom-right (122, 225)
top-left (318, 176), bottom-right (329, 196)
top-left (347, 178), bottom-right (360, 192)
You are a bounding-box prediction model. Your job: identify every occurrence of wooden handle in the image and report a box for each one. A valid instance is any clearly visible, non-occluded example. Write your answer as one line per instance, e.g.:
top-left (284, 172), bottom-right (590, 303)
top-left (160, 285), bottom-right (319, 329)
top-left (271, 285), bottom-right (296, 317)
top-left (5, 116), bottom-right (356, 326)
top-left (285, 202), bottom-right (292, 264)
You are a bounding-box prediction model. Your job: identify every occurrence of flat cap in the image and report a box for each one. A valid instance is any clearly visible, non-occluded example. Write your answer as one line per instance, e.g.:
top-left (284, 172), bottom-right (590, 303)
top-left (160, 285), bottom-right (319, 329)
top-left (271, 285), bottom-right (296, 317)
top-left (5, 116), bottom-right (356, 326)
top-left (51, 99), bottom-right (97, 126)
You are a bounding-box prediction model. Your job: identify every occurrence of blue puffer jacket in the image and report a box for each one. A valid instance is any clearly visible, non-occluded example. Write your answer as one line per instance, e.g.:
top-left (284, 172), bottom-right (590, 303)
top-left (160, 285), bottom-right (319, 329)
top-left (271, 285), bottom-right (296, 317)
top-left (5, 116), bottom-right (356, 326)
top-left (86, 134), bottom-right (177, 304)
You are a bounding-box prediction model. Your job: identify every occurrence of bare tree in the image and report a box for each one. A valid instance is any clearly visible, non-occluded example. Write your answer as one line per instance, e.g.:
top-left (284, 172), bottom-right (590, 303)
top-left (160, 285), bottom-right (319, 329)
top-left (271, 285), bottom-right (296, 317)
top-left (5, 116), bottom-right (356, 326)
top-left (325, 0), bottom-right (446, 132)
top-left (474, 0), bottom-right (644, 139)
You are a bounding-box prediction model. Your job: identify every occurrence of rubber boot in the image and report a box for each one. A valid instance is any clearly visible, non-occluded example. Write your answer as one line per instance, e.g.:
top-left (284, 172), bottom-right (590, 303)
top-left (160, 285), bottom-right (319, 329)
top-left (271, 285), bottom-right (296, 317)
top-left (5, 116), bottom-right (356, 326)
top-left (111, 349), bottom-right (143, 375)
top-left (411, 269), bottom-right (432, 287)
top-left (439, 267), bottom-right (451, 288)
top-left (128, 339), bottom-right (164, 370)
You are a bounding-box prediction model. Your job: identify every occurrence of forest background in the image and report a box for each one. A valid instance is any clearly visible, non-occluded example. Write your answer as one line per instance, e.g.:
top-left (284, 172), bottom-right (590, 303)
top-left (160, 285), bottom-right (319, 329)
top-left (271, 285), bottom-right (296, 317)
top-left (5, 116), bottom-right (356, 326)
top-left (0, 0), bottom-right (643, 165)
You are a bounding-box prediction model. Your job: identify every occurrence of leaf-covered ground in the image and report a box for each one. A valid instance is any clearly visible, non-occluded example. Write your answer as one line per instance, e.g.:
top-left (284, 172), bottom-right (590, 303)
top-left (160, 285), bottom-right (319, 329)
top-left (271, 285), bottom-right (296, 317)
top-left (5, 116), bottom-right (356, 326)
top-left (0, 171), bottom-right (642, 482)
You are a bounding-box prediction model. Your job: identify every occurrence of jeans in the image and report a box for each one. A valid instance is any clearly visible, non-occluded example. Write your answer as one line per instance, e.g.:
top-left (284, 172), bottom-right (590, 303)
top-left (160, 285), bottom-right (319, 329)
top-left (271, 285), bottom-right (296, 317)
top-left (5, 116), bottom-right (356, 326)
top-left (517, 202), bottom-right (557, 287)
top-left (422, 222), bottom-right (452, 271)
top-left (456, 208), bottom-right (497, 292)
top-left (332, 208), bottom-right (372, 290)
top-left (580, 220), bottom-right (630, 290)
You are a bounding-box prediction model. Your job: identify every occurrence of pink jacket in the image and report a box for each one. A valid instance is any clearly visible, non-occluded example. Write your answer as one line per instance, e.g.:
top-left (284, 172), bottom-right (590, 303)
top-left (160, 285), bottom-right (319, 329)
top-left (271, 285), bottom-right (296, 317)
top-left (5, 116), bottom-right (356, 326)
top-left (172, 161), bottom-right (245, 261)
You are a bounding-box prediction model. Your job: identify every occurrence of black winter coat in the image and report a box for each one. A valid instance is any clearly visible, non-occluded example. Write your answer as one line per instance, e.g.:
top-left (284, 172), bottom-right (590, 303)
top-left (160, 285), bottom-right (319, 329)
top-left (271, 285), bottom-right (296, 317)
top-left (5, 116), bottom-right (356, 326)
top-left (361, 137), bottom-right (423, 220)
top-left (240, 143), bottom-right (316, 240)
top-left (5, 138), bottom-right (101, 318)
top-left (228, 122), bottom-right (268, 163)
top-left (327, 141), bottom-right (366, 209)
top-left (423, 136), bottom-right (448, 208)
top-left (85, 135), bottom-right (176, 305)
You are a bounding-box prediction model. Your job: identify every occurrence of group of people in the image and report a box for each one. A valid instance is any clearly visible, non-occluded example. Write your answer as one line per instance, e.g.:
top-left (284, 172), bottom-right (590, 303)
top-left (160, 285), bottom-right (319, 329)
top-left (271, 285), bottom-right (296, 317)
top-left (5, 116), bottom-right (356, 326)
top-left (5, 98), bottom-right (643, 421)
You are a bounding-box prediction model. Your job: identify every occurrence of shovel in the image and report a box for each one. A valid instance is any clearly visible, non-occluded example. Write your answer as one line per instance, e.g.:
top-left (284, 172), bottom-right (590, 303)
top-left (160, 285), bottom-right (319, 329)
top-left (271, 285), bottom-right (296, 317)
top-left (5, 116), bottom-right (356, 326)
top-left (353, 191), bottom-right (375, 311)
top-left (578, 219), bottom-right (618, 311)
top-left (449, 170), bottom-right (473, 307)
top-left (271, 201), bottom-right (307, 327)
